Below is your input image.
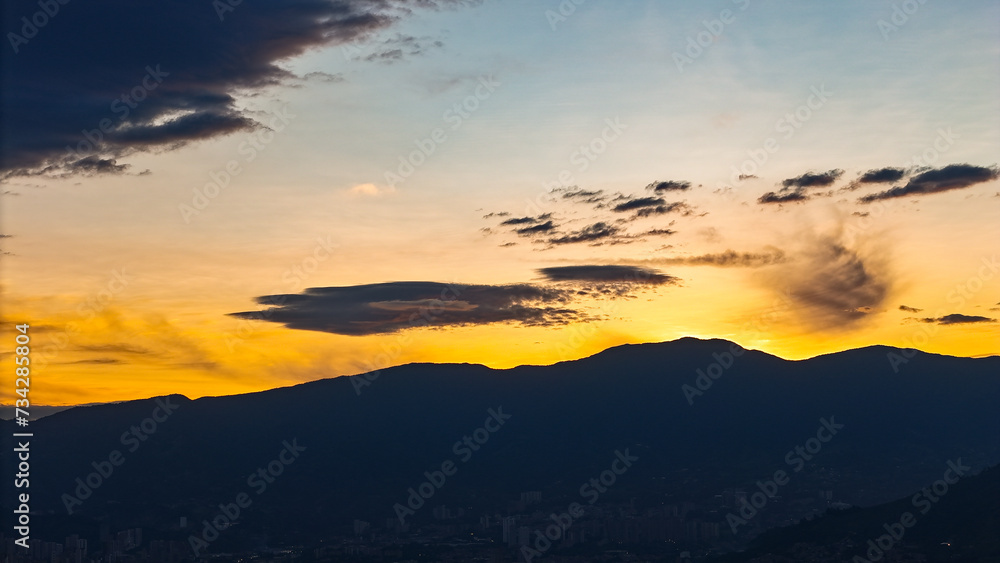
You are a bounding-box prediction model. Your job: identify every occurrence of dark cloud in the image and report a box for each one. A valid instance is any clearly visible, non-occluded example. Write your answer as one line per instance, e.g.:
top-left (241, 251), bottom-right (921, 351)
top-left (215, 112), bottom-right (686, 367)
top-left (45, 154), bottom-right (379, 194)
top-left (515, 220), bottom-right (558, 236)
top-left (859, 167), bottom-right (906, 184)
top-left (64, 156), bottom-right (130, 176)
top-left (229, 282), bottom-right (588, 336)
top-left (557, 188), bottom-right (607, 204)
top-left (918, 314), bottom-right (996, 325)
top-left (612, 196), bottom-right (667, 212)
top-left (860, 164), bottom-right (999, 202)
top-left (612, 196), bottom-right (693, 218)
top-left (634, 202), bottom-right (693, 218)
top-left (502, 217), bottom-right (537, 225)
top-left (1, 0), bottom-right (477, 177)
top-left (538, 265), bottom-right (678, 285)
top-left (501, 213), bottom-right (552, 226)
top-left (781, 169), bottom-right (844, 189)
top-left (548, 222), bottom-right (620, 245)
top-left (758, 191), bottom-right (809, 204)
top-left (646, 180), bottom-right (691, 193)
top-left (899, 305), bottom-right (923, 313)
top-left (766, 233), bottom-right (892, 330)
top-left (643, 249), bottom-right (786, 268)
top-left (641, 228), bottom-right (676, 237)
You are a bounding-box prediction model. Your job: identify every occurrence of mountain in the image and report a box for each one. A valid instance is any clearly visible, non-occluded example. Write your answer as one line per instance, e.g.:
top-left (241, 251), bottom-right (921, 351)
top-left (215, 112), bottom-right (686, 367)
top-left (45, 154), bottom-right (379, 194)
top-left (2, 338), bottom-right (998, 556)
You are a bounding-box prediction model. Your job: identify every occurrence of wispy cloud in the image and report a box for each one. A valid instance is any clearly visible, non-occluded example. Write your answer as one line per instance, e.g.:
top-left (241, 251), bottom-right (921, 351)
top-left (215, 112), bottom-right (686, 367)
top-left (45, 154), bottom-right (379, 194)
top-left (763, 228), bottom-right (893, 330)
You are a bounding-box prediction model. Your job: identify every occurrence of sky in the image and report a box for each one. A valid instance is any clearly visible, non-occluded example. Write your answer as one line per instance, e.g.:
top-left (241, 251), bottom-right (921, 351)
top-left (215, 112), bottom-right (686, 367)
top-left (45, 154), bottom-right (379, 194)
top-left (1, 0), bottom-right (998, 406)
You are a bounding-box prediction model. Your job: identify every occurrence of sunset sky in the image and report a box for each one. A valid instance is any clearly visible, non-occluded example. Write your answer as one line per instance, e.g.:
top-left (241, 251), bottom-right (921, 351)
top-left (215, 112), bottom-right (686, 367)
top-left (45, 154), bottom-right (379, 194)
top-left (2, 0), bottom-right (998, 406)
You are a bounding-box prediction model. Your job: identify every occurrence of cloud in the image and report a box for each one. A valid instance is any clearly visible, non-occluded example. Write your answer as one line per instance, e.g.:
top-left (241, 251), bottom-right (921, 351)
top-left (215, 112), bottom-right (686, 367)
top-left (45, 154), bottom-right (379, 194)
top-left (611, 196), bottom-right (693, 217)
top-left (229, 281), bottom-right (588, 336)
top-left (557, 188), bottom-right (607, 204)
top-left (612, 196), bottom-right (668, 212)
top-left (641, 228), bottom-right (677, 237)
top-left (537, 265), bottom-right (678, 285)
top-left (76, 344), bottom-right (152, 355)
top-left (357, 33), bottom-right (445, 64)
top-left (758, 191), bottom-right (809, 204)
top-left (515, 220), bottom-right (558, 236)
top-left (899, 305), bottom-right (923, 313)
top-left (65, 156), bottom-right (131, 176)
top-left (365, 48), bottom-right (405, 63)
top-left (859, 167), bottom-right (906, 184)
top-left (758, 169), bottom-right (843, 204)
top-left (635, 202), bottom-right (693, 218)
top-left (781, 169), bottom-right (844, 189)
top-left (859, 164), bottom-right (999, 202)
top-left (764, 231), bottom-right (892, 330)
top-left (65, 358), bottom-right (123, 365)
top-left (2, 0), bottom-right (478, 177)
top-left (548, 222), bottom-right (621, 245)
top-left (302, 71), bottom-right (345, 84)
top-left (350, 183), bottom-right (394, 197)
top-left (646, 180), bottom-right (691, 193)
top-left (641, 249), bottom-right (786, 268)
top-left (501, 213), bottom-right (552, 226)
top-left (918, 314), bottom-right (996, 325)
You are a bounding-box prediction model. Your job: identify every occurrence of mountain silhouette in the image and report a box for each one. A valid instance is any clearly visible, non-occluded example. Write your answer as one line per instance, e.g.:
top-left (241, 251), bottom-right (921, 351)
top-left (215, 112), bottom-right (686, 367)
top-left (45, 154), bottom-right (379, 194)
top-left (2, 338), bottom-right (998, 553)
